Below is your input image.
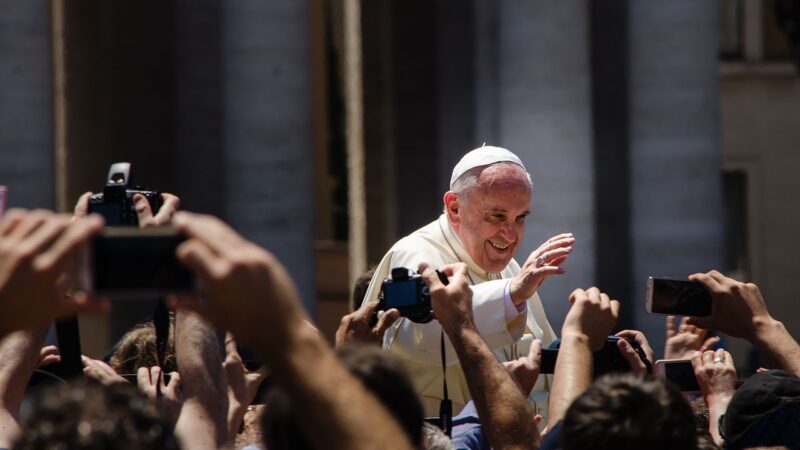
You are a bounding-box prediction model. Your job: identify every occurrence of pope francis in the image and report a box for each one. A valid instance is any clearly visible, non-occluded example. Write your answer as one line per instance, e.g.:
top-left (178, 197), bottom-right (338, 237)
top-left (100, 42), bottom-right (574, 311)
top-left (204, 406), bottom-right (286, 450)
top-left (361, 145), bottom-right (575, 417)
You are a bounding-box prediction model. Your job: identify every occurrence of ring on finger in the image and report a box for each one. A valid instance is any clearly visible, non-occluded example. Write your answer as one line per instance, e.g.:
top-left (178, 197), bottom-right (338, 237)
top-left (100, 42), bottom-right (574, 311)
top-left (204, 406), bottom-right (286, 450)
top-left (535, 256), bottom-right (545, 267)
top-left (714, 356), bottom-right (724, 364)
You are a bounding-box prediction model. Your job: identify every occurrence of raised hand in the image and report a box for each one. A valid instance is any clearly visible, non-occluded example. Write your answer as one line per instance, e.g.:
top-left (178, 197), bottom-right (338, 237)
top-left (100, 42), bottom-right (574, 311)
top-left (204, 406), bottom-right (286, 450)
top-left (509, 233), bottom-right (574, 305)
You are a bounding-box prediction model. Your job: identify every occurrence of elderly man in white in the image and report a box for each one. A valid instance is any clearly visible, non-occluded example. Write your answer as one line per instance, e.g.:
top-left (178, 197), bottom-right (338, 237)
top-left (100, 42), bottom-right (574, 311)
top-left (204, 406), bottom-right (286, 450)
top-left (361, 145), bottom-right (574, 417)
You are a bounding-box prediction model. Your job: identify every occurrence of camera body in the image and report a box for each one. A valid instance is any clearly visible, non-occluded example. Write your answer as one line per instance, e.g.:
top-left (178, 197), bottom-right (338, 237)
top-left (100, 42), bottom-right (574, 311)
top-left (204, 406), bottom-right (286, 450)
top-left (540, 336), bottom-right (651, 376)
top-left (379, 267), bottom-right (433, 323)
top-left (88, 162), bottom-right (162, 226)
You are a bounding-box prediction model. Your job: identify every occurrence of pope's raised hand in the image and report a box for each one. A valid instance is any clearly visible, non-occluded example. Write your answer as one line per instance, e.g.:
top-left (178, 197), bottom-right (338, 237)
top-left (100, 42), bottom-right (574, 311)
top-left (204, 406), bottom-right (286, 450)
top-left (509, 233), bottom-right (574, 305)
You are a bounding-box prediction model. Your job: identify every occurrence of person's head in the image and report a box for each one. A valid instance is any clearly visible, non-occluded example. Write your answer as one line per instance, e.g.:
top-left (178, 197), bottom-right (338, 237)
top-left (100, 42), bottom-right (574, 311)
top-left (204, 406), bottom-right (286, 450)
top-left (108, 320), bottom-right (176, 375)
top-left (444, 146), bottom-right (532, 273)
top-left (721, 370), bottom-right (800, 450)
top-left (14, 380), bottom-right (179, 450)
top-left (561, 373), bottom-right (698, 450)
top-left (261, 343), bottom-right (424, 449)
top-left (352, 266), bottom-right (376, 311)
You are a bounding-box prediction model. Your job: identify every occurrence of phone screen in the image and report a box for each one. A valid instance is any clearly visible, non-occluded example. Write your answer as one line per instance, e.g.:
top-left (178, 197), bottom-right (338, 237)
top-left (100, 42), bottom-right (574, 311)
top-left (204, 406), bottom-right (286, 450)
top-left (540, 349), bottom-right (558, 374)
top-left (85, 227), bottom-right (194, 298)
top-left (659, 360), bottom-right (701, 393)
top-left (648, 278), bottom-right (712, 316)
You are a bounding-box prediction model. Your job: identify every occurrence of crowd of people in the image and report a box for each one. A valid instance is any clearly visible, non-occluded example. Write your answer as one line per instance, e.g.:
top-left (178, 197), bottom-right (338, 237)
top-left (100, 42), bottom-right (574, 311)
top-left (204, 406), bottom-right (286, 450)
top-left (0, 146), bottom-right (798, 449)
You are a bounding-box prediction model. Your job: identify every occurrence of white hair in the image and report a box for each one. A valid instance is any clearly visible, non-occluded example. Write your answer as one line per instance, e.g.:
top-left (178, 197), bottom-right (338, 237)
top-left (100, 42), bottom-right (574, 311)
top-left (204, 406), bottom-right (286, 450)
top-left (422, 423), bottom-right (455, 450)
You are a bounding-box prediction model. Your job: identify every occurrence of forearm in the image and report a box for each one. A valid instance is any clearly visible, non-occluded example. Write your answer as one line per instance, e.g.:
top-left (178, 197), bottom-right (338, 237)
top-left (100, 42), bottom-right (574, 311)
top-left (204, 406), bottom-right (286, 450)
top-left (262, 314), bottom-right (413, 450)
top-left (547, 333), bottom-right (593, 429)
top-left (705, 394), bottom-right (733, 447)
top-left (448, 325), bottom-right (539, 450)
top-left (751, 318), bottom-right (800, 376)
top-left (175, 311), bottom-right (228, 448)
top-left (0, 330), bottom-right (44, 447)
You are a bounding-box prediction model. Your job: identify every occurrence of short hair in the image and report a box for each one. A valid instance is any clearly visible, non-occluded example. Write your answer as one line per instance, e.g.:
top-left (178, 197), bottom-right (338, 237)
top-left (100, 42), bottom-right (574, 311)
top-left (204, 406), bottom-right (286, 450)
top-left (561, 373), bottom-right (698, 450)
top-left (108, 319), bottom-right (176, 375)
top-left (422, 422), bottom-right (454, 450)
top-left (261, 343), bottom-right (424, 449)
top-left (449, 162), bottom-right (533, 204)
top-left (14, 381), bottom-right (179, 450)
top-left (352, 266), bottom-right (376, 312)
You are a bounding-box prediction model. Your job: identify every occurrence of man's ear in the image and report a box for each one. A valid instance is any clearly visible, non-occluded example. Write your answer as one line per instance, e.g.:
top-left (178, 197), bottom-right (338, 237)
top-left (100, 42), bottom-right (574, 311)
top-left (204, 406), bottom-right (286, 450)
top-left (443, 191), bottom-right (461, 225)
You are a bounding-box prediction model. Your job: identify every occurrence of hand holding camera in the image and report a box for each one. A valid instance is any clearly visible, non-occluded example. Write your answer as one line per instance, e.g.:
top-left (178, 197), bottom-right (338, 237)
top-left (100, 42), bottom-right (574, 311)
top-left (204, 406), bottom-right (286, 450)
top-left (562, 287), bottom-right (620, 352)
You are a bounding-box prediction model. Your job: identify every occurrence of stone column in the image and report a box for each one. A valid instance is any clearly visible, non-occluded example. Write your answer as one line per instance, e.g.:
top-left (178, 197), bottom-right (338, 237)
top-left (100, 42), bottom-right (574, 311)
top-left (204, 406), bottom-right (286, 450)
top-left (221, 1), bottom-right (316, 314)
top-left (480, 1), bottom-right (597, 330)
top-left (629, 1), bottom-right (723, 355)
top-left (0, 0), bottom-right (54, 209)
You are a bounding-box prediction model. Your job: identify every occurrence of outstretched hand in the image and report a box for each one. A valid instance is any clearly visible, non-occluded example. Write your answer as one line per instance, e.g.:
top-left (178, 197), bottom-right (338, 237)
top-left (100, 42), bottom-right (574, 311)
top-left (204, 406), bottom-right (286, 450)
top-left (420, 262), bottom-right (473, 333)
top-left (562, 287), bottom-right (620, 352)
top-left (509, 233), bottom-right (574, 305)
top-left (335, 302), bottom-right (400, 347)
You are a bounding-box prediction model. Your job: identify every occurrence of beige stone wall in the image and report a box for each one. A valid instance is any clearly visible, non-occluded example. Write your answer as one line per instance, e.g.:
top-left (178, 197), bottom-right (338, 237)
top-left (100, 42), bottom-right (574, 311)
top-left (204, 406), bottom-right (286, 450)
top-left (720, 66), bottom-right (800, 365)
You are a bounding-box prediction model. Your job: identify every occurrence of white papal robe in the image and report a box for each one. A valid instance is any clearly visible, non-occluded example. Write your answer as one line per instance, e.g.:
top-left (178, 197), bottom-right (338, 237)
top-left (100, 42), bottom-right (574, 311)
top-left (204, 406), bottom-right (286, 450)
top-left (361, 214), bottom-right (558, 417)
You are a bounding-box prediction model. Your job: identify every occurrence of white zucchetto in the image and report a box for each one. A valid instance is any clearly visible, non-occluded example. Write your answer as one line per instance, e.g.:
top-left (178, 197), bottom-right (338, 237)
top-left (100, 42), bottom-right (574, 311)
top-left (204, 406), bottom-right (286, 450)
top-left (449, 145), bottom-right (527, 189)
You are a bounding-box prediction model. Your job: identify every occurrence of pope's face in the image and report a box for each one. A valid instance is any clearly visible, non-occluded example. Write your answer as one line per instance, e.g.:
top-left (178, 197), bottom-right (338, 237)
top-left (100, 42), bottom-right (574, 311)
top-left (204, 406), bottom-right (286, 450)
top-left (449, 164), bottom-right (531, 274)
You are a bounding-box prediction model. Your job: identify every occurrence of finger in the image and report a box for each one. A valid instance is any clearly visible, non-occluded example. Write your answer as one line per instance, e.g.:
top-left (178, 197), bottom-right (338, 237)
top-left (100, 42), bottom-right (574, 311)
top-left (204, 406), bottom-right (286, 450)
top-left (133, 194), bottom-right (156, 228)
top-left (150, 366), bottom-right (162, 388)
top-left (679, 316), bottom-right (690, 332)
top-left (689, 272), bottom-right (723, 294)
top-left (137, 367), bottom-right (151, 392)
top-left (36, 215), bottom-right (103, 274)
top-left (569, 288), bottom-right (586, 305)
top-left (600, 292), bottom-right (610, 309)
top-left (172, 212), bottom-right (244, 256)
top-left (166, 371), bottom-right (181, 390)
top-left (419, 264), bottom-right (446, 290)
top-left (225, 331), bottom-right (239, 358)
top-left (39, 345), bottom-right (60, 359)
top-left (151, 193), bottom-right (180, 226)
top-left (539, 247), bottom-right (573, 265)
top-left (374, 308), bottom-right (400, 335)
top-left (586, 287), bottom-right (601, 304)
top-left (176, 239), bottom-right (224, 282)
top-left (0, 209), bottom-right (26, 236)
top-left (706, 270), bottom-right (729, 285)
top-left (714, 348), bottom-right (726, 363)
top-left (724, 351), bottom-right (734, 367)
top-left (73, 192), bottom-right (93, 217)
top-left (39, 354), bottom-right (61, 367)
top-left (702, 350), bottom-right (714, 365)
top-left (7, 210), bottom-right (49, 241)
top-left (691, 350), bottom-right (703, 370)
top-left (534, 265), bottom-right (566, 277)
top-left (20, 215), bottom-right (71, 257)
top-left (665, 316), bottom-right (677, 337)
top-left (685, 316), bottom-right (710, 330)
top-left (610, 299), bottom-right (621, 319)
top-left (617, 339), bottom-right (646, 373)
top-left (529, 339), bottom-right (542, 367)
top-left (699, 336), bottom-right (719, 352)
top-left (438, 262), bottom-right (468, 280)
top-left (547, 255), bottom-right (569, 268)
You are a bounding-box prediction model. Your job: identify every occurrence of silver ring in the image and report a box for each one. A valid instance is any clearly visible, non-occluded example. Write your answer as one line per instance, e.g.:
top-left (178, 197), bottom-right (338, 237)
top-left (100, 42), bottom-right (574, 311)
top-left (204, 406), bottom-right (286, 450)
top-left (714, 356), bottom-right (724, 364)
top-left (535, 256), bottom-right (545, 267)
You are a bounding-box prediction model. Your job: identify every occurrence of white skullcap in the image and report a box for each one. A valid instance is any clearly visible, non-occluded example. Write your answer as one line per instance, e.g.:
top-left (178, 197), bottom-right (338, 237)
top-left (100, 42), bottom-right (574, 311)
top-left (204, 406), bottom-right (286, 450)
top-left (449, 145), bottom-right (527, 189)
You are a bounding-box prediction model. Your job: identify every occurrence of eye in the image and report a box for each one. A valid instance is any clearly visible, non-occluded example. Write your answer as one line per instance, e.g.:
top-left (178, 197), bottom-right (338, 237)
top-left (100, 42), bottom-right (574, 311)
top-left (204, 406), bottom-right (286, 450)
top-left (484, 213), bottom-right (506, 224)
top-left (515, 215), bottom-right (526, 225)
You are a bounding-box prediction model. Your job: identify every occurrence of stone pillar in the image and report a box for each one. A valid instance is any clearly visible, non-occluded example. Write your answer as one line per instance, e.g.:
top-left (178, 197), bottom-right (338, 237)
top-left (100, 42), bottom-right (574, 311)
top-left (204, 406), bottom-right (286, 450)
top-left (221, 2), bottom-right (316, 315)
top-left (481, 1), bottom-right (596, 330)
top-left (629, 1), bottom-right (723, 355)
top-left (0, 0), bottom-right (54, 209)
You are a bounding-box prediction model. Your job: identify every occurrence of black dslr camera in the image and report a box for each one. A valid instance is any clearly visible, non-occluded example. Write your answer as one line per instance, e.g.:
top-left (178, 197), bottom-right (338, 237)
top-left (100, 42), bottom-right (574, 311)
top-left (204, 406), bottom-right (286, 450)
top-left (540, 336), bottom-right (652, 376)
top-left (379, 267), bottom-right (436, 323)
top-left (88, 162), bottom-right (162, 226)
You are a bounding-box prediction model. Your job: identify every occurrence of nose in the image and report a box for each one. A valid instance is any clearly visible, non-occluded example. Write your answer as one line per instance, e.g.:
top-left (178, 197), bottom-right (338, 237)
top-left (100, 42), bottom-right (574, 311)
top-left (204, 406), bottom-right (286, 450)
top-left (498, 223), bottom-right (516, 242)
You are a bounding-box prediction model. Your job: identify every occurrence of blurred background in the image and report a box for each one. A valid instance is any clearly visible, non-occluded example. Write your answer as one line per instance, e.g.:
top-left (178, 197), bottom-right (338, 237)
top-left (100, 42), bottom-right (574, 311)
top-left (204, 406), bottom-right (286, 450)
top-left (1, 0), bottom-right (798, 374)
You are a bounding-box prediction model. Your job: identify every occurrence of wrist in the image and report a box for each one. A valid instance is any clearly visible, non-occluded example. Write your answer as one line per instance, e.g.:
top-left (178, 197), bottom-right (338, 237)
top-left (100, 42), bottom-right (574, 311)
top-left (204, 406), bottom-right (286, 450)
top-left (751, 316), bottom-right (784, 343)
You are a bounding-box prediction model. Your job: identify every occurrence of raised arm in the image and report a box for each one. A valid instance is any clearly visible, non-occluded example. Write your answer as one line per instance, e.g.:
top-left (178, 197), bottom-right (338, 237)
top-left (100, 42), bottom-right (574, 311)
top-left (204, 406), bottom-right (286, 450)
top-left (423, 262), bottom-right (539, 450)
top-left (171, 212), bottom-right (413, 450)
top-left (687, 270), bottom-right (800, 376)
top-left (0, 329), bottom-right (45, 447)
top-left (173, 310), bottom-right (228, 449)
top-left (547, 287), bottom-right (619, 430)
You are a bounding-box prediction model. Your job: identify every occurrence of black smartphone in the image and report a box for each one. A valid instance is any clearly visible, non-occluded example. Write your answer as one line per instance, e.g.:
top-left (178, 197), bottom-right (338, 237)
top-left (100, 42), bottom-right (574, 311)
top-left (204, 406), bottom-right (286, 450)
top-left (645, 277), bottom-right (712, 317)
top-left (655, 359), bottom-right (701, 394)
top-left (540, 348), bottom-right (558, 374)
top-left (78, 226), bottom-right (194, 299)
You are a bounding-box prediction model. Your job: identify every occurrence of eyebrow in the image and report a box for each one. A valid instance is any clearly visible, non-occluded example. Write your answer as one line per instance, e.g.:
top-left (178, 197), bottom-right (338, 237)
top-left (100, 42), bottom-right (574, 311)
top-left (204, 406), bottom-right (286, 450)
top-left (484, 209), bottom-right (530, 217)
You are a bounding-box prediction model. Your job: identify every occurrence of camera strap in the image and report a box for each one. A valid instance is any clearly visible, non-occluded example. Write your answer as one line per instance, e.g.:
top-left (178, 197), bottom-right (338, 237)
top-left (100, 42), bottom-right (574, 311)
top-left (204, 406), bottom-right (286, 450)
top-left (439, 330), bottom-right (452, 437)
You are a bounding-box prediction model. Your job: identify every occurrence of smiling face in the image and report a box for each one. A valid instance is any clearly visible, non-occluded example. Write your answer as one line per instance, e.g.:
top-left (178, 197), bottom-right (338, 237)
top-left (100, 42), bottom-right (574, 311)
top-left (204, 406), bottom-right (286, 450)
top-left (444, 163), bottom-right (532, 273)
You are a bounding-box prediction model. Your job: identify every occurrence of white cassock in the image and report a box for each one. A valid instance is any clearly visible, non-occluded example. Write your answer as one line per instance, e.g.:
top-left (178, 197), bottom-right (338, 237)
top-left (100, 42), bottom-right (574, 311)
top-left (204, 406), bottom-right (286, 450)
top-left (361, 214), bottom-right (558, 418)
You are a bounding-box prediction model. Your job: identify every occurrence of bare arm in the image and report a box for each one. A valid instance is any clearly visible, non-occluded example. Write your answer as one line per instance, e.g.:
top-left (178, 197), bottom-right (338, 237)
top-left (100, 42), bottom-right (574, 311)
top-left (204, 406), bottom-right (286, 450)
top-left (546, 287), bottom-right (620, 430)
top-left (174, 311), bottom-right (228, 449)
top-left (423, 263), bottom-right (539, 450)
top-left (691, 349), bottom-right (737, 447)
top-left (171, 212), bottom-right (413, 450)
top-left (687, 271), bottom-right (800, 376)
top-left (0, 329), bottom-right (45, 447)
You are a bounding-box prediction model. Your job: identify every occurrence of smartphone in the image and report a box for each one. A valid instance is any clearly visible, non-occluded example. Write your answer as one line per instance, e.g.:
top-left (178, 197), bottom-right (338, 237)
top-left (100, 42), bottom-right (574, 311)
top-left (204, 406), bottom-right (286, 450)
top-left (655, 359), bottom-right (701, 395)
top-left (0, 186), bottom-right (6, 216)
top-left (78, 226), bottom-right (194, 299)
top-left (539, 349), bottom-right (558, 374)
top-left (645, 277), bottom-right (712, 316)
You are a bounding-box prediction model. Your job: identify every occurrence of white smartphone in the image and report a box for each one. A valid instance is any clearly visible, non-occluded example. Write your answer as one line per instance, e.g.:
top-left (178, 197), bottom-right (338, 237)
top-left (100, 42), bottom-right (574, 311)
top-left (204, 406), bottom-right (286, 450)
top-left (0, 186), bottom-right (6, 216)
top-left (654, 359), bottom-right (701, 395)
top-left (645, 277), bottom-right (712, 316)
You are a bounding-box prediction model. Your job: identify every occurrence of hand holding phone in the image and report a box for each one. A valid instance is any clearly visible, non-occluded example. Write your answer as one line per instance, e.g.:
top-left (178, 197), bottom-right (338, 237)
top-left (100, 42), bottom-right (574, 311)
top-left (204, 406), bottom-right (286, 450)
top-left (654, 359), bottom-right (701, 395)
top-left (646, 277), bottom-right (712, 316)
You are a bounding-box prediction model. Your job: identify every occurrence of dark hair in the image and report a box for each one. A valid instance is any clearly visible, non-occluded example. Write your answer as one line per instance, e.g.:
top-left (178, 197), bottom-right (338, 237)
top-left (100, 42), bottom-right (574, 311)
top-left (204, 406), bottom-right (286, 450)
top-left (352, 266), bottom-right (376, 312)
top-left (561, 373), bottom-right (698, 450)
top-left (261, 343), bottom-right (424, 449)
top-left (14, 380), bottom-right (179, 450)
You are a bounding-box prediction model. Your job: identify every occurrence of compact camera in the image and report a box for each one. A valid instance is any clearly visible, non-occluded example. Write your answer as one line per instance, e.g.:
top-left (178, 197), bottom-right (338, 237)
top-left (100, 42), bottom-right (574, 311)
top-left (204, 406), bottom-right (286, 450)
top-left (379, 267), bottom-right (435, 323)
top-left (88, 162), bottom-right (163, 226)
